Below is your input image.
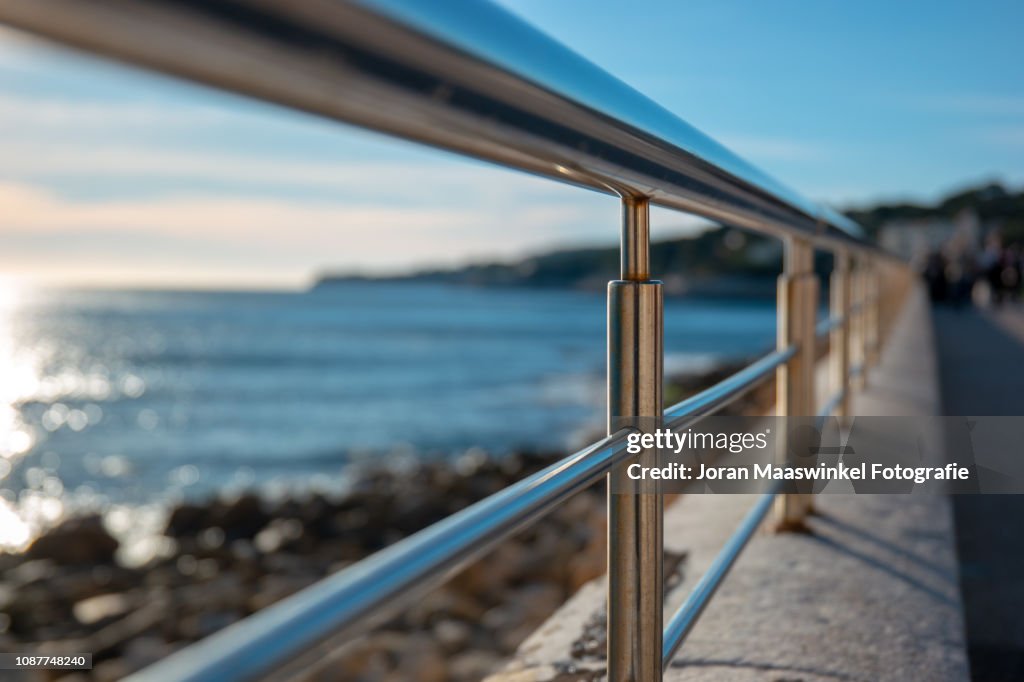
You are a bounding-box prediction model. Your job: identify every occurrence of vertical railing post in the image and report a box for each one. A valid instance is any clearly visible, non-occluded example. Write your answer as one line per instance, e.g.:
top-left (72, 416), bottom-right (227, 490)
top-left (830, 252), bottom-right (852, 418)
top-left (865, 262), bottom-right (880, 367)
top-left (608, 195), bottom-right (663, 682)
top-left (851, 260), bottom-right (866, 390)
top-left (774, 236), bottom-right (817, 530)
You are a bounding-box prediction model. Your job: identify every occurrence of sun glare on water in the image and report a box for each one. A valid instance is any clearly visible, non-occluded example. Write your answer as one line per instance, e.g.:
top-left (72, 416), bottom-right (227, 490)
top-left (0, 277), bottom-right (43, 550)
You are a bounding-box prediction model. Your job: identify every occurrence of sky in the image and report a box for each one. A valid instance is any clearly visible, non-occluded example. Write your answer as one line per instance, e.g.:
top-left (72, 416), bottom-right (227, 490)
top-left (1, 0), bottom-right (1023, 288)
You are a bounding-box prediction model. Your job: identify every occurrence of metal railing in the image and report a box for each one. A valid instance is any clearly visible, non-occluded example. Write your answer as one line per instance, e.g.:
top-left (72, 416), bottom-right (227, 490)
top-left (0, 1), bottom-right (901, 680)
top-left (662, 485), bottom-right (779, 668)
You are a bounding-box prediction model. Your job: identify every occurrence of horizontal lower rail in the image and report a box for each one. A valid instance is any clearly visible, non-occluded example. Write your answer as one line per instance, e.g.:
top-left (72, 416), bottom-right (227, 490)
top-left (664, 346), bottom-right (796, 428)
top-left (128, 430), bottom-right (634, 682)
top-left (662, 486), bottom-right (779, 668)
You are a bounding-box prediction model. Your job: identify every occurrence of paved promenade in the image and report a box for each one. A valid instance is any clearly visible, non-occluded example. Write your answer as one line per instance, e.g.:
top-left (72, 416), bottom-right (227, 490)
top-left (934, 305), bottom-right (1024, 681)
top-left (655, 287), bottom-right (967, 681)
top-left (495, 285), bottom-right (971, 682)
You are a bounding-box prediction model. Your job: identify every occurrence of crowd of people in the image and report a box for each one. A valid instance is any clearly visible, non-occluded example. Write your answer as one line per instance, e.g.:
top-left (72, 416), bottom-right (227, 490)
top-left (923, 236), bottom-right (1022, 307)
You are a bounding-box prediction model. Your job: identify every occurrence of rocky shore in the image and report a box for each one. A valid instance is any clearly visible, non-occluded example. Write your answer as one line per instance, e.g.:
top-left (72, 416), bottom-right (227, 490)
top-left (0, 361), bottom-right (776, 681)
top-left (1, 451), bottom-right (608, 681)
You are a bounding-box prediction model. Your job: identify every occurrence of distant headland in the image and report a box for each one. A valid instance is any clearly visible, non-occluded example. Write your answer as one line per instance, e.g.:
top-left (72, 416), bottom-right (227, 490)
top-left (314, 182), bottom-right (1024, 297)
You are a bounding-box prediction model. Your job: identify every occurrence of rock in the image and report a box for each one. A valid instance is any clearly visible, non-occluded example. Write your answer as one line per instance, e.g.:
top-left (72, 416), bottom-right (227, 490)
top-left (0, 449), bottom-right (609, 678)
top-left (483, 583), bottom-right (564, 653)
top-left (196, 526), bottom-right (226, 551)
top-left (566, 505), bottom-right (606, 591)
top-left (5, 558), bottom-right (58, 587)
top-left (391, 496), bottom-right (450, 535)
top-left (451, 541), bottom-right (528, 599)
top-left (254, 518), bottom-right (304, 554)
top-left (144, 561), bottom-right (188, 590)
top-left (4, 582), bottom-right (73, 636)
top-left (403, 588), bottom-right (486, 627)
top-left (514, 527), bottom-right (574, 585)
top-left (2, 563), bottom-right (141, 636)
top-left (309, 631), bottom-right (448, 682)
top-left (93, 658), bottom-right (131, 682)
top-left (432, 618), bottom-right (473, 654)
top-left (176, 610), bottom-right (242, 641)
top-left (570, 606), bottom-right (606, 661)
top-left (449, 650), bottom-right (503, 680)
top-left (212, 494), bottom-right (270, 540)
top-left (53, 674), bottom-right (91, 682)
top-left (483, 668), bottom-right (560, 682)
top-left (164, 503), bottom-right (209, 537)
top-left (73, 592), bottom-right (132, 626)
top-left (229, 539), bottom-right (259, 564)
top-left (288, 494), bottom-right (338, 539)
top-left (248, 574), bottom-right (316, 612)
top-left (121, 635), bottom-right (179, 672)
top-left (26, 516), bottom-right (118, 566)
top-left (175, 574), bottom-right (248, 614)
top-left (80, 599), bottom-right (168, 657)
top-left (261, 551), bottom-right (311, 576)
top-left (373, 632), bottom-right (447, 682)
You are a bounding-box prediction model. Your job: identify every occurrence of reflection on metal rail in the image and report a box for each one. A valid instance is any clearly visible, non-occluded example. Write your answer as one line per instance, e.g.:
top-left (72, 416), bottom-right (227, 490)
top-left (0, 0), bottom-right (901, 680)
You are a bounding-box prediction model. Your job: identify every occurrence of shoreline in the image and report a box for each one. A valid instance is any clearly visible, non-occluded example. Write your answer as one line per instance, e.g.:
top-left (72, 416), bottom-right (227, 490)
top-left (0, 359), bottom-right (775, 681)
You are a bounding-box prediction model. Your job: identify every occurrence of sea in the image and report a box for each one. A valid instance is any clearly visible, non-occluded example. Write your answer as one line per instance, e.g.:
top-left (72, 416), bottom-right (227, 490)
top-left (0, 283), bottom-right (776, 554)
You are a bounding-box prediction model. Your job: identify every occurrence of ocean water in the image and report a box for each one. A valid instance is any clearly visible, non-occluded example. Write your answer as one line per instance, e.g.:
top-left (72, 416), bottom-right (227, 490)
top-left (0, 283), bottom-right (776, 550)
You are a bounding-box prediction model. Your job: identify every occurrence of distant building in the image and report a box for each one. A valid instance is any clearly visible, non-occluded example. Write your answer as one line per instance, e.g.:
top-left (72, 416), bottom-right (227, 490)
top-left (879, 208), bottom-right (982, 266)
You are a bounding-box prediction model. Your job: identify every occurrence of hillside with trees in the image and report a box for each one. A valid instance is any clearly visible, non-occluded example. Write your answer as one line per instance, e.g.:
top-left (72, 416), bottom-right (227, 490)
top-left (317, 182), bottom-right (1024, 296)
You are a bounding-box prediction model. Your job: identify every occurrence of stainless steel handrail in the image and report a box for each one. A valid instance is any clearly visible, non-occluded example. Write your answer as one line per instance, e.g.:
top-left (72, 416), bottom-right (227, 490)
top-left (0, 2), bottom-right (900, 679)
top-left (662, 486), bottom-right (778, 668)
top-left (128, 430), bottom-right (634, 682)
top-left (0, 0), bottom-right (882, 255)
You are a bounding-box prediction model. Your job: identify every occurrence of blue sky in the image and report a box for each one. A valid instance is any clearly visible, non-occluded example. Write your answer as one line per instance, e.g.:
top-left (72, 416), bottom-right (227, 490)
top-left (1, 0), bottom-right (1022, 287)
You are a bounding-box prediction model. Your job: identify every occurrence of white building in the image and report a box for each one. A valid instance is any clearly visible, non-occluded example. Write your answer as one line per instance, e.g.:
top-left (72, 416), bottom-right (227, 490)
top-left (879, 208), bottom-right (981, 266)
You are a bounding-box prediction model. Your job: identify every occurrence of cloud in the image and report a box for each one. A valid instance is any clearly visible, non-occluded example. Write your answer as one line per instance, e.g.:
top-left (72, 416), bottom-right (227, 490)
top-left (0, 181), bottom-right (617, 286)
top-left (0, 25), bottom-right (45, 61)
top-left (0, 58), bottom-right (782, 286)
top-left (0, 132), bottom-right (598, 205)
top-left (0, 93), bottom-right (234, 129)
